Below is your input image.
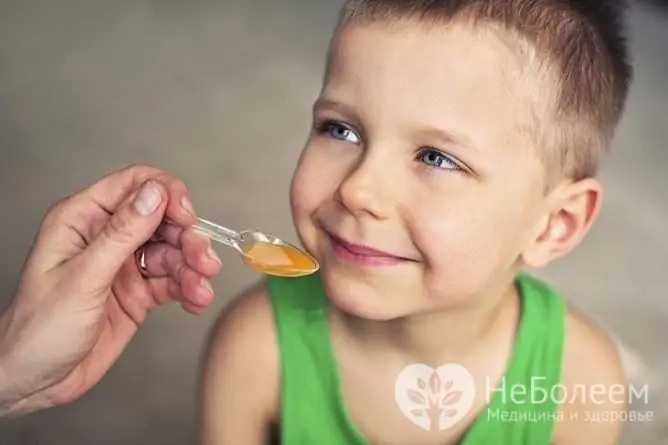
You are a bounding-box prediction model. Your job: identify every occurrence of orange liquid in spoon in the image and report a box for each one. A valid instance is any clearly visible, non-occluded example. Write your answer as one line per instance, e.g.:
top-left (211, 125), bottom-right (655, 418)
top-left (241, 242), bottom-right (317, 277)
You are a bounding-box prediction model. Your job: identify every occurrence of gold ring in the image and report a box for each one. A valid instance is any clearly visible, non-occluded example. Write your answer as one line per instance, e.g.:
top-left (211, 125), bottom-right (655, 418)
top-left (135, 245), bottom-right (151, 278)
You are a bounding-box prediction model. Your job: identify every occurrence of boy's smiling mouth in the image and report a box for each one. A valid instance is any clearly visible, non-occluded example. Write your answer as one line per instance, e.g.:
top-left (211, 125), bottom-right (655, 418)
top-left (325, 232), bottom-right (415, 266)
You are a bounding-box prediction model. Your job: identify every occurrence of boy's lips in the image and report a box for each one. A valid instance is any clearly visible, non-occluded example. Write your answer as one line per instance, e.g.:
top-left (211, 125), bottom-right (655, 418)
top-left (326, 232), bottom-right (411, 264)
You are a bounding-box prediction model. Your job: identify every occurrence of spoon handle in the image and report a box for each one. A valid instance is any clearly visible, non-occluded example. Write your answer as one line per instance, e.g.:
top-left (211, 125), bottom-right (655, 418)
top-left (191, 217), bottom-right (242, 249)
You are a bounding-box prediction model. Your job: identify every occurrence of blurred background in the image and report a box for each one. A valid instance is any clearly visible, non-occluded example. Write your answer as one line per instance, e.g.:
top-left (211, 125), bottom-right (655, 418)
top-left (0, 0), bottom-right (665, 443)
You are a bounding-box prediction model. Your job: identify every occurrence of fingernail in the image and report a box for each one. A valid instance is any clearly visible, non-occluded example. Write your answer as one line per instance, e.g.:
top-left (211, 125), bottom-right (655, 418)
top-left (181, 196), bottom-right (195, 216)
top-left (201, 278), bottom-right (214, 296)
top-left (207, 246), bottom-right (221, 264)
top-left (134, 181), bottom-right (162, 216)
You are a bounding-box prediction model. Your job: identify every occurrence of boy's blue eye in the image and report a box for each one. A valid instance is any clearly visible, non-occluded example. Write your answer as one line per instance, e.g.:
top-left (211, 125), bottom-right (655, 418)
top-left (319, 120), bottom-right (360, 144)
top-left (418, 148), bottom-right (460, 171)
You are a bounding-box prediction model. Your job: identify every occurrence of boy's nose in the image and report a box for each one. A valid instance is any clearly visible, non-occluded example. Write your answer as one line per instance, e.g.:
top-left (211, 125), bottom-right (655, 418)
top-left (334, 156), bottom-right (392, 220)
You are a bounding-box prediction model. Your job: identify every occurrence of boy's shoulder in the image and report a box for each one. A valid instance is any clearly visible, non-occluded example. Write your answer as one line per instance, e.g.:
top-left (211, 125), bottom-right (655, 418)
top-left (200, 281), bottom-right (280, 440)
top-left (551, 304), bottom-right (628, 444)
top-left (204, 280), bottom-right (278, 379)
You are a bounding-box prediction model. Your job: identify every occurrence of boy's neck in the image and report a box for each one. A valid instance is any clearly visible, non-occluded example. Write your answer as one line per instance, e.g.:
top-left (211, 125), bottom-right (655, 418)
top-left (331, 275), bottom-right (521, 365)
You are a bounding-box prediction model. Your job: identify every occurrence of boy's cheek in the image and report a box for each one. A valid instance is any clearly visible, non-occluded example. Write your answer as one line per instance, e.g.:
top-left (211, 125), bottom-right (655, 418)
top-left (290, 164), bottom-right (342, 212)
top-left (289, 174), bottom-right (322, 238)
top-left (289, 163), bottom-right (313, 208)
top-left (289, 174), bottom-right (317, 217)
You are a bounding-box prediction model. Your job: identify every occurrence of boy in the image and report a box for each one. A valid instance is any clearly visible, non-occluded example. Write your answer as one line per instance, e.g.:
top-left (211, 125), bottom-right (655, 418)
top-left (200, 0), bottom-right (634, 443)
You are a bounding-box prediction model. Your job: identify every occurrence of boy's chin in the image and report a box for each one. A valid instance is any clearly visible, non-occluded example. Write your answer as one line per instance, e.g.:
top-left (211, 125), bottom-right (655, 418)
top-left (321, 273), bottom-right (418, 321)
top-left (320, 267), bottom-right (478, 321)
top-left (327, 295), bottom-right (411, 321)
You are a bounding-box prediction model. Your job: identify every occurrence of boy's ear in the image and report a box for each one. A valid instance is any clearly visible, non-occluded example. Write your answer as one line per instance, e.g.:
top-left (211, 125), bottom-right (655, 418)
top-left (521, 178), bottom-right (603, 268)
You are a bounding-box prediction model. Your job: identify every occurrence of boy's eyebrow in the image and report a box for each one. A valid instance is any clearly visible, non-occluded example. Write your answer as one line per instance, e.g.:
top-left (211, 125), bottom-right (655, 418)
top-left (415, 124), bottom-right (476, 152)
top-left (312, 97), bottom-right (359, 119)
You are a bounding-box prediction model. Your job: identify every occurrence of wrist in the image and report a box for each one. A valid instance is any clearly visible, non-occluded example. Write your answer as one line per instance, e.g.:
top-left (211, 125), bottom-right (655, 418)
top-left (0, 308), bottom-right (62, 418)
top-left (0, 347), bottom-right (39, 418)
top-left (0, 363), bottom-right (11, 416)
top-left (0, 392), bottom-right (52, 418)
top-left (0, 326), bottom-right (17, 416)
top-left (0, 308), bottom-right (27, 417)
top-left (0, 314), bottom-right (15, 413)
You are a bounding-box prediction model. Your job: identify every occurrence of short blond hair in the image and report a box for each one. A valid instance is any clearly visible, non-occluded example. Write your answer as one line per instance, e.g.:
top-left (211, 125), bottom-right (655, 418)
top-left (331, 0), bottom-right (633, 181)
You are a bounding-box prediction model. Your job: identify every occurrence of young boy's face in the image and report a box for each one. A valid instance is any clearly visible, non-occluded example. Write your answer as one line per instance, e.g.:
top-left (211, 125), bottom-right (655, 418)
top-left (289, 21), bottom-right (553, 320)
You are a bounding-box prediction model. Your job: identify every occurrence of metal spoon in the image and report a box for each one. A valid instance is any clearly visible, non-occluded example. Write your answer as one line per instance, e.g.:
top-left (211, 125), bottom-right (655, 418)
top-left (189, 217), bottom-right (319, 277)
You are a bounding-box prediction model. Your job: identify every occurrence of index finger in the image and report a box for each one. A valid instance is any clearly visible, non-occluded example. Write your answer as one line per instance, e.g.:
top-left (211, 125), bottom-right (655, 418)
top-left (75, 164), bottom-right (196, 227)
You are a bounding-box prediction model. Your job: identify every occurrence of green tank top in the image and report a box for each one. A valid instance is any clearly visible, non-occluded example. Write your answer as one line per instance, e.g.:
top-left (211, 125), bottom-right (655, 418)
top-left (266, 271), bottom-right (566, 445)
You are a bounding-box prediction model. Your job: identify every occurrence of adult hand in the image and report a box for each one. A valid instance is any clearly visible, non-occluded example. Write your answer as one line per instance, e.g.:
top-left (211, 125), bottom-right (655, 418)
top-left (0, 164), bottom-right (222, 417)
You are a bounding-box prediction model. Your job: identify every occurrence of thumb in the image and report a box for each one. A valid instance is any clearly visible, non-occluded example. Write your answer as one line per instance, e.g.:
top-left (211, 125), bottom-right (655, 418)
top-left (78, 179), bottom-right (167, 285)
